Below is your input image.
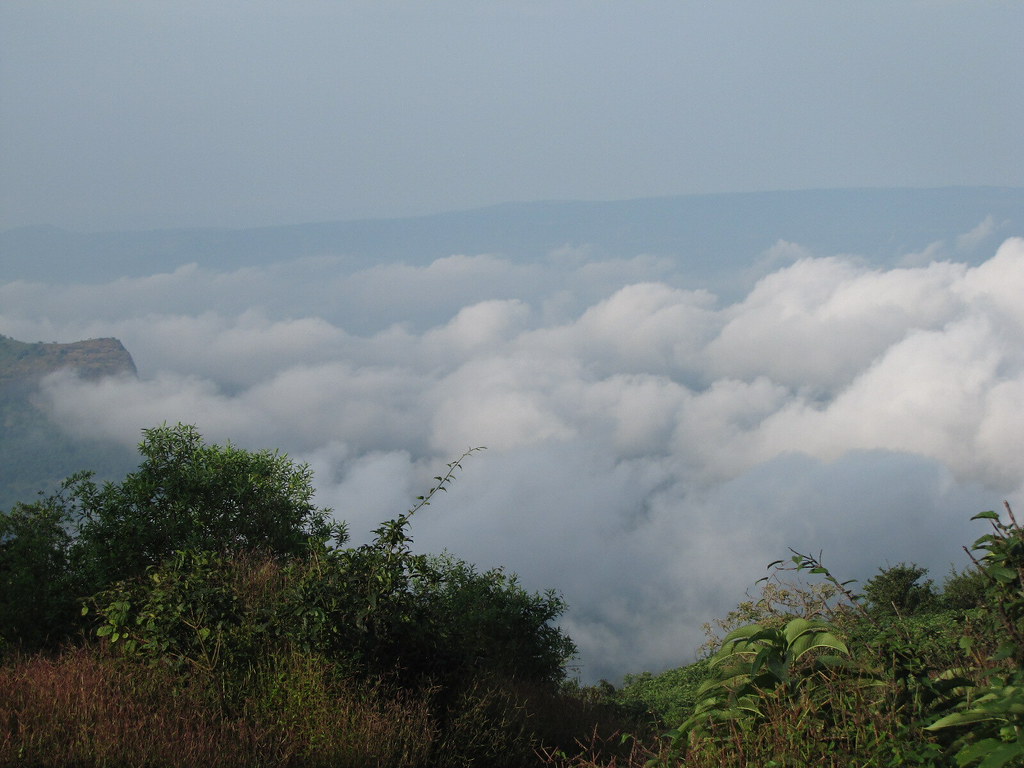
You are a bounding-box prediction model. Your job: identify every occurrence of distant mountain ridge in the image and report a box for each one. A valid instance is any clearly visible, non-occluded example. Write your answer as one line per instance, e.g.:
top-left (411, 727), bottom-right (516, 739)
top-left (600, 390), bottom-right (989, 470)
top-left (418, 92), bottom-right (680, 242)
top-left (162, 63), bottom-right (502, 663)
top-left (2, 187), bottom-right (1022, 289)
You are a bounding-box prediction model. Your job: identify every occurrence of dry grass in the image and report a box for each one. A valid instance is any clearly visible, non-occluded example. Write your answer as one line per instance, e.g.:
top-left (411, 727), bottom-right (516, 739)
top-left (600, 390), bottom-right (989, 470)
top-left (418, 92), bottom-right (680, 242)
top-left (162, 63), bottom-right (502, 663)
top-left (0, 642), bottom-right (961, 768)
top-left (0, 645), bottom-right (435, 768)
top-left (0, 645), bottom-right (644, 768)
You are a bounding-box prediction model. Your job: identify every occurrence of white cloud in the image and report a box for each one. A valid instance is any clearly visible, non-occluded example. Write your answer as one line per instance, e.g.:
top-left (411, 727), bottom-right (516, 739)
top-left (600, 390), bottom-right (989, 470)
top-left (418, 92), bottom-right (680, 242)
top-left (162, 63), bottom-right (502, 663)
top-left (13, 235), bottom-right (1024, 682)
top-left (706, 257), bottom-right (966, 391)
top-left (421, 299), bottom-right (531, 357)
top-left (751, 316), bottom-right (1007, 480)
top-left (956, 215), bottom-right (997, 254)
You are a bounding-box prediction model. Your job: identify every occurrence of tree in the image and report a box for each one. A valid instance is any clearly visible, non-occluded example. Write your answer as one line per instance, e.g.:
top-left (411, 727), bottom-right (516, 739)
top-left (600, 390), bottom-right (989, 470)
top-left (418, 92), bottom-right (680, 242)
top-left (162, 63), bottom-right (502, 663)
top-left (5, 424), bottom-right (578, 695)
top-left (1, 423), bottom-right (337, 650)
top-left (69, 423), bottom-right (338, 591)
top-left (84, 443), bottom-right (577, 691)
top-left (404, 554), bottom-right (577, 686)
top-left (0, 493), bottom-right (77, 650)
top-left (941, 564), bottom-right (988, 611)
top-left (862, 562), bottom-right (938, 617)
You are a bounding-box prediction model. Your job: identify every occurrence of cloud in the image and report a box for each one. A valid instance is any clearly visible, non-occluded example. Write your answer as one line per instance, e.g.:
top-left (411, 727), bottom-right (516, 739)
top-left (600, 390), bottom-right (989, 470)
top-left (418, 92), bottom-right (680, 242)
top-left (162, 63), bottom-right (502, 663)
top-left (896, 214), bottom-right (1002, 267)
top-left (10, 235), bottom-right (1024, 682)
top-left (957, 215), bottom-right (997, 254)
top-left (706, 257), bottom-right (966, 391)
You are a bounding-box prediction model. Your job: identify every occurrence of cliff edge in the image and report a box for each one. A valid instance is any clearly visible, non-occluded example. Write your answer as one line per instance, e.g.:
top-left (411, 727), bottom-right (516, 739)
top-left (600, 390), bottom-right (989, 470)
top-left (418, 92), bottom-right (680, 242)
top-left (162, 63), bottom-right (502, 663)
top-left (0, 335), bottom-right (137, 387)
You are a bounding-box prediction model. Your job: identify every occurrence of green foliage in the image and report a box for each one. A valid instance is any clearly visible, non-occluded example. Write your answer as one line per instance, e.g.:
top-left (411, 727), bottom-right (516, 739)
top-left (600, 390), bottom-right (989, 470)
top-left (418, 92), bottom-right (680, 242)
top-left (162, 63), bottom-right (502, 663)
top-left (0, 492), bottom-right (78, 651)
top-left (69, 423), bottom-right (339, 591)
top-left (0, 426), bottom-right (593, 765)
top-left (617, 660), bottom-right (714, 726)
top-left (85, 549), bottom-right (247, 666)
top-left (926, 505), bottom-right (1024, 768)
top-left (85, 536), bottom-right (575, 696)
top-left (2, 423), bottom-right (339, 652)
top-left (3, 423), bottom-right (576, 718)
top-left (409, 554), bottom-right (577, 686)
top-left (632, 505), bottom-right (1024, 768)
top-left (22, 418), bottom-right (1024, 768)
top-left (675, 618), bottom-right (850, 740)
top-left (863, 561), bottom-right (939, 616)
top-left (943, 565), bottom-right (990, 611)
top-left (699, 574), bottom-right (847, 656)
top-left (80, 441), bottom-right (575, 698)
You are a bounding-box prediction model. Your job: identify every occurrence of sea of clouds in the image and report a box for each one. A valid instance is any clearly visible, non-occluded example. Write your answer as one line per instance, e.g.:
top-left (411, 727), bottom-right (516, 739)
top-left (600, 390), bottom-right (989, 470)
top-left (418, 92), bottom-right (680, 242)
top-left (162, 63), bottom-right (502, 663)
top-left (2, 226), bottom-right (1022, 682)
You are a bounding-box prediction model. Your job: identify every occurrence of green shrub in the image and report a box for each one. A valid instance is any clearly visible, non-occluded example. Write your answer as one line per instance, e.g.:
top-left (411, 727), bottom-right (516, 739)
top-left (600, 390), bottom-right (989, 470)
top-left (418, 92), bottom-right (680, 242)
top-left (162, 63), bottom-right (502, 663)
top-left (617, 660), bottom-right (713, 726)
top-left (862, 562), bottom-right (938, 616)
top-left (86, 545), bottom-right (576, 694)
top-left (69, 423), bottom-right (339, 591)
top-left (942, 565), bottom-right (989, 611)
top-left (2, 423), bottom-right (340, 653)
top-left (927, 504), bottom-right (1024, 767)
top-left (79, 438), bottom-right (576, 701)
top-left (0, 494), bottom-right (78, 651)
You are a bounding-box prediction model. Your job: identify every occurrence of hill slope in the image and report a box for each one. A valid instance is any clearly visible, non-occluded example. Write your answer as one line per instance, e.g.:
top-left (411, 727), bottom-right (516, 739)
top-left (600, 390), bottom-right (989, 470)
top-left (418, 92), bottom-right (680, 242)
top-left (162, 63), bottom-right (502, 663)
top-left (0, 335), bottom-right (137, 513)
top-left (0, 336), bottom-right (136, 386)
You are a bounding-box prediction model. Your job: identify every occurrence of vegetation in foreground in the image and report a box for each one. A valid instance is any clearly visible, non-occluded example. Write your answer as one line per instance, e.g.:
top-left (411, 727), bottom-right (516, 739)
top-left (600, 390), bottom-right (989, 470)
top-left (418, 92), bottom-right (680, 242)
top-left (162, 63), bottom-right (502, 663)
top-left (2, 423), bottom-right (1024, 767)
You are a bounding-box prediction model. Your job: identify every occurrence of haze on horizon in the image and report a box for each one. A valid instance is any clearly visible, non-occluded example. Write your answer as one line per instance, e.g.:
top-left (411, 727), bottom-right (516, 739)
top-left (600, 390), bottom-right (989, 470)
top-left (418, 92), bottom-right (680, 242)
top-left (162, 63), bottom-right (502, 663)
top-left (1, 1), bottom-right (1022, 232)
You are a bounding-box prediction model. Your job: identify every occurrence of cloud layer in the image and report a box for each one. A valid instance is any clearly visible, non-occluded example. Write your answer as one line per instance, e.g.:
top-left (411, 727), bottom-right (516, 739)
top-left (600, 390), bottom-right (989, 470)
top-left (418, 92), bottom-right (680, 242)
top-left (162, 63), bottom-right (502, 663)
top-left (3, 234), bottom-right (1022, 681)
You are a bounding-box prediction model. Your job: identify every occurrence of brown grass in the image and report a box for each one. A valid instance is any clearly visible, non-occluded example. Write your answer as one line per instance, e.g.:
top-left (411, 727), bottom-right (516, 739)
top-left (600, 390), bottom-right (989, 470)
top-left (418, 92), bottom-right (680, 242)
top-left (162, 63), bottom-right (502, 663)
top-left (0, 645), bottom-right (646, 768)
top-left (0, 645), bottom-right (435, 768)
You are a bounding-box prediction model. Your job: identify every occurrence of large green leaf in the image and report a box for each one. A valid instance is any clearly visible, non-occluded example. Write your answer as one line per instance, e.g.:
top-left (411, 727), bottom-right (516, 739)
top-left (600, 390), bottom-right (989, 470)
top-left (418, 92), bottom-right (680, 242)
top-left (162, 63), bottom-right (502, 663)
top-left (956, 738), bottom-right (1024, 768)
top-left (788, 628), bottom-right (849, 659)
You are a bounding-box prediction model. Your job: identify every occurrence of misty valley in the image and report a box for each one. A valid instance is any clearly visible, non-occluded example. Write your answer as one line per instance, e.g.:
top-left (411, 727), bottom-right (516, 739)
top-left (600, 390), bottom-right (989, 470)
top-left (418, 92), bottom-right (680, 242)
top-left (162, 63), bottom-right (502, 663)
top-left (3, 188), bottom-right (1024, 766)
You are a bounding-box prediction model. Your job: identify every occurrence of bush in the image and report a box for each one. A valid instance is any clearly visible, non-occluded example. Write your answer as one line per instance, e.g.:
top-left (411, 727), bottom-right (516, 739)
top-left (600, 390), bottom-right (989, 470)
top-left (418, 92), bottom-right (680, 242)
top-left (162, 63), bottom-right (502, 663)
top-left (941, 565), bottom-right (988, 611)
top-left (617, 660), bottom-right (713, 726)
top-left (78, 438), bottom-right (576, 698)
top-left (406, 554), bottom-right (577, 687)
top-left (0, 494), bottom-right (78, 651)
top-left (862, 562), bottom-right (938, 616)
top-left (69, 423), bottom-right (338, 591)
top-left (2, 423), bottom-right (339, 653)
top-left (86, 545), bottom-right (576, 695)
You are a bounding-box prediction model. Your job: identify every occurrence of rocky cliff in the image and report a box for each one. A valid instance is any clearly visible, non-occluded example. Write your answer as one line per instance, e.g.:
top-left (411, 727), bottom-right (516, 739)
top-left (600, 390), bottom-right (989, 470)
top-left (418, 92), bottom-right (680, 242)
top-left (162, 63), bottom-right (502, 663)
top-left (0, 335), bottom-right (137, 388)
top-left (0, 335), bottom-right (139, 512)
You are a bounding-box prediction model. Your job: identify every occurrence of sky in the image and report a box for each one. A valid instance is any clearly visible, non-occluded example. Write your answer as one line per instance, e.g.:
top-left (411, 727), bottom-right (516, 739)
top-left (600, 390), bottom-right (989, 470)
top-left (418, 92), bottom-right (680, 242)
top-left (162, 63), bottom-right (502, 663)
top-left (1, 1), bottom-right (1023, 232)
top-left (2, 2), bottom-right (1024, 683)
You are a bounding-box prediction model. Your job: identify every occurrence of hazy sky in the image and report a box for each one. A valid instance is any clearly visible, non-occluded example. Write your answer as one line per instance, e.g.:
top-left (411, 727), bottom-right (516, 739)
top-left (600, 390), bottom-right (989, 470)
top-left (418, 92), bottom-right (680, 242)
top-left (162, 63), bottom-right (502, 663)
top-left (2, 1), bottom-right (1022, 231)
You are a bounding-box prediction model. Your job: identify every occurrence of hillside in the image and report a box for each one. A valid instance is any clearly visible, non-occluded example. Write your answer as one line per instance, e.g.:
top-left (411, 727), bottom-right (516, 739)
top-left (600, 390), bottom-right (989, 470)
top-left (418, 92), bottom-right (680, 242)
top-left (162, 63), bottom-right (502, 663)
top-left (0, 336), bottom-right (136, 387)
top-left (0, 335), bottom-right (137, 512)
